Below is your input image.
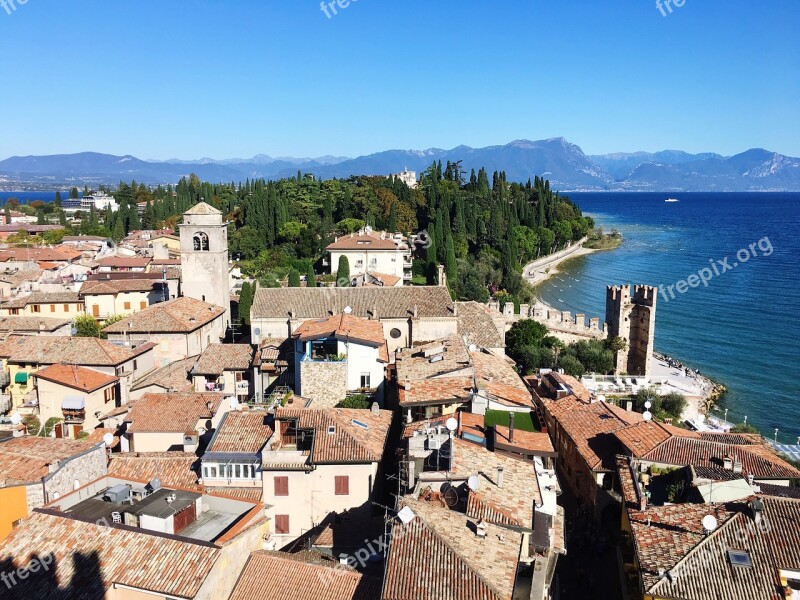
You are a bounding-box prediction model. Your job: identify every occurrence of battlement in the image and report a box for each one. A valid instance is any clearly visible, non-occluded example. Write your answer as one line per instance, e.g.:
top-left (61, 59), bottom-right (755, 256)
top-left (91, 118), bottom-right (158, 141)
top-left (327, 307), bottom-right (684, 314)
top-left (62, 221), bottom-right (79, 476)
top-left (606, 284), bottom-right (631, 303)
top-left (605, 283), bottom-right (657, 376)
top-left (633, 284), bottom-right (657, 307)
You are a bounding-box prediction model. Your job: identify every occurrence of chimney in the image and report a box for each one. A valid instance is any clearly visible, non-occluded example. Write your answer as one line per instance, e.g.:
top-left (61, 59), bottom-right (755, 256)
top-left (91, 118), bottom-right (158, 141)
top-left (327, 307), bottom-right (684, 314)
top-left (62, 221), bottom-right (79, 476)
top-left (497, 466), bottom-right (504, 488)
top-left (508, 412), bottom-right (515, 442)
top-left (437, 264), bottom-right (445, 287)
top-left (339, 553), bottom-right (349, 565)
top-left (723, 456), bottom-right (733, 470)
top-left (412, 304), bottom-right (418, 318)
top-left (407, 460), bottom-right (415, 489)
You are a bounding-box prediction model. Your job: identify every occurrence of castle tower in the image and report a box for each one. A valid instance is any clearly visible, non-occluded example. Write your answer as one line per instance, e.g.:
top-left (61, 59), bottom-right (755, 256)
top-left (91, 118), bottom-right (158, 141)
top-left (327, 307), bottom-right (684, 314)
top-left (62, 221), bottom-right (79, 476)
top-left (180, 202), bottom-right (231, 328)
top-left (605, 284), bottom-right (657, 376)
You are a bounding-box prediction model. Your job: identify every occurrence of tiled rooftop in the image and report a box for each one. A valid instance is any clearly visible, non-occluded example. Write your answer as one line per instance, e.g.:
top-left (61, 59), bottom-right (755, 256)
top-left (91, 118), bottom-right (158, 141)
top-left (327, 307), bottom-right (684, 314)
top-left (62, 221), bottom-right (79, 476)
top-left (130, 355), bottom-right (197, 393)
top-left (251, 286), bottom-right (455, 320)
top-left (273, 407), bottom-right (392, 464)
top-left (0, 334), bottom-right (154, 366)
top-left (470, 348), bottom-right (533, 407)
top-left (229, 550), bottom-right (382, 600)
top-left (107, 452), bottom-right (200, 489)
top-left (80, 278), bottom-right (166, 295)
top-left (326, 231), bottom-right (405, 251)
top-left (125, 392), bottom-right (225, 433)
top-left (193, 343), bottom-right (255, 375)
top-left (103, 296), bottom-right (225, 334)
top-left (384, 495), bottom-right (521, 600)
top-left (0, 437), bottom-right (97, 485)
top-left (455, 301), bottom-right (505, 349)
top-left (293, 313), bottom-right (387, 348)
top-left (96, 256), bottom-right (152, 268)
top-left (0, 510), bottom-right (220, 598)
top-left (0, 316), bottom-right (71, 332)
top-left (34, 363), bottom-right (118, 393)
top-left (614, 420), bottom-right (701, 456)
top-left (208, 411), bottom-right (273, 454)
top-left (0, 291), bottom-right (81, 309)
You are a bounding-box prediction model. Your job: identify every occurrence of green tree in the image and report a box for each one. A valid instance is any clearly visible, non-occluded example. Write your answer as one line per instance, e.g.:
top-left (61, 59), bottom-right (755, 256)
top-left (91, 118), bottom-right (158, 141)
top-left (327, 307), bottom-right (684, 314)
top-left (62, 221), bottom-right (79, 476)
top-left (731, 423), bottom-right (759, 434)
top-left (506, 320), bottom-right (549, 361)
top-left (54, 191), bottom-right (62, 207)
top-left (73, 313), bottom-right (102, 338)
top-left (4, 205), bottom-right (11, 225)
top-left (70, 187), bottom-right (79, 199)
top-left (287, 269), bottom-right (301, 288)
top-left (36, 209), bottom-right (45, 224)
top-left (238, 281), bottom-right (254, 325)
top-left (336, 256), bottom-right (351, 286)
top-left (306, 264), bottom-right (316, 288)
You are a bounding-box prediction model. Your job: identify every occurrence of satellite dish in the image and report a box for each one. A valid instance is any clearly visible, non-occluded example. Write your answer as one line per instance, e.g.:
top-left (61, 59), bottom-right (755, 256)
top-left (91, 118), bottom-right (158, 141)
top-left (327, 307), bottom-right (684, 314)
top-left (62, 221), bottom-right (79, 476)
top-left (643, 411), bottom-right (653, 422)
top-left (443, 486), bottom-right (459, 508)
top-left (10, 414), bottom-right (21, 425)
top-left (343, 306), bottom-right (353, 314)
top-left (445, 417), bottom-right (458, 432)
top-left (597, 394), bottom-right (606, 403)
top-left (644, 401), bottom-right (652, 409)
top-left (468, 475), bottom-right (481, 492)
top-left (253, 328), bottom-right (261, 337)
top-left (702, 515), bottom-right (718, 533)
top-left (228, 397), bottom-right (238, 410)
top-left (397, 506), bottom-right (416, 524)
top-left (102, 433), bottom-right (114, 446)
top-left (70, 327), bottom-right (78, 336)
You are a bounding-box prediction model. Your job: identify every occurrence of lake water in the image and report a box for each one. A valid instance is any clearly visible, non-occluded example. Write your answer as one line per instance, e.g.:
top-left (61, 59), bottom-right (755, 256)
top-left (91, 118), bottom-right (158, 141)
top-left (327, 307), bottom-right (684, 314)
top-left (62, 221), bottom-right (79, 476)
top-left (535, 192), bottom-right (800, 442)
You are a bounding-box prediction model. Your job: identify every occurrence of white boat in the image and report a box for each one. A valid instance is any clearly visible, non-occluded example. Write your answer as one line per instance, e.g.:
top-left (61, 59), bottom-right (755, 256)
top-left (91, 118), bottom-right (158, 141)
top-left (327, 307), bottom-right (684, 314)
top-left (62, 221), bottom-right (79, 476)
top-left (665, 198), bottom-right (679, 203)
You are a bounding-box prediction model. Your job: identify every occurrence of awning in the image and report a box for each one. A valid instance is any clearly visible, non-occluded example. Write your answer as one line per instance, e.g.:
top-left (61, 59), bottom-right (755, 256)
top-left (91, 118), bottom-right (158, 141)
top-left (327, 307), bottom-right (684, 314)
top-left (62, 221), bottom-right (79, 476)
top-left (62, 396), bottom-right (86, 410)
top-left (14, 372), bottom-right (28, 384)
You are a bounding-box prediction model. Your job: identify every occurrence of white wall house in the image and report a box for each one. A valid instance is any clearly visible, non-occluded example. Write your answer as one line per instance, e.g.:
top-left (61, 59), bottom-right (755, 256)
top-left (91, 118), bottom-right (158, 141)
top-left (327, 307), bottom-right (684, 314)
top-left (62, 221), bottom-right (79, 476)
top-left (326, 226), bottom-right (412, 284)
top-left (291, 314), bottom-right (388, 407)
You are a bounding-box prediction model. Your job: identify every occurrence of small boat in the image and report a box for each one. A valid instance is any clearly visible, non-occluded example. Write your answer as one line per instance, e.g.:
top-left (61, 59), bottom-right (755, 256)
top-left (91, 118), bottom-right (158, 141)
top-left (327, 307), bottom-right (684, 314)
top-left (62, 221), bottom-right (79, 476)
top-left (665, 198), bottom-right (679, 203)
top-left (557, 298), bottom-right (565, 303)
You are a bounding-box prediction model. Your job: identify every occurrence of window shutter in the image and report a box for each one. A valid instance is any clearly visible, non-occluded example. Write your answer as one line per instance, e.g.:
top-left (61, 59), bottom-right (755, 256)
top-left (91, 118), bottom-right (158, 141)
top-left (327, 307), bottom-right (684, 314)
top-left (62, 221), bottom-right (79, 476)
top-left (335, 476), bottom-right (349, 496)
top-left (275, 514), bottom-right (290, 534)
top-left (274, 476), bottom-right (289, 496)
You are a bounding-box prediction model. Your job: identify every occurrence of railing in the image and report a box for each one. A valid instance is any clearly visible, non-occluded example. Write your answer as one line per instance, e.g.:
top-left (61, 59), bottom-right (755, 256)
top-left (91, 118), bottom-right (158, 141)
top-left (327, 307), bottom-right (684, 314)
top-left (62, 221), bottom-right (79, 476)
top-left (236, 381), bottom-right (249, 393)
top-left (403, 273), bottom-right (412, 280)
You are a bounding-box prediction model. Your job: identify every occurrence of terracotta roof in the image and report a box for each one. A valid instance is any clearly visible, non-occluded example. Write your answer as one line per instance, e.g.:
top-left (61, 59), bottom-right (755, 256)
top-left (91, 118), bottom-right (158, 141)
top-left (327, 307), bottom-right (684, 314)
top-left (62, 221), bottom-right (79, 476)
top-left (326, 231), bottom-right (405, 251)
top-left (293, 313), bottom-right (386, 348)
top-left (0, 316), bottom-right (71, 332)
top-left (642, 436), bottom-right (800, 479)
top-left (395, 336), bottom-right (472, 381)
top-left (103, 297), bottom-right (225, 334)
top-left (125, 392), bottom-right (225, 433)
top-left (398, 376), bottom-right (474, 406)
top-left (97, 256), bottom-right (151, 268)
top-left (0, 335), bottom-right (154, 366)
top-left (84, 427), bottom-right (120, 449)
top-left (456, 301), bottom-right (505, 348)
top-left (614, 420), bottom-right (701, 456)
top-left (193, 344), bottom-right (255, 375)
top-left (0, 268), bottom-right (42, 286)
top-left (229, 550), bottom-right (381, 600)
top-left (0, 437), bottom-right (97, 485)
top-left (206, 487), bottom-right (264, 502)
top-left (384, 496), bottom-right (521, 600)
top-left (0, 247), bottom-right (81, 262)
top-left (208, 411), bottom-right (273, 454)
top-left (80, 278), bottom-right (165, 295)
top-left (555, 400), bottom-right (643, 470)
top-left (272, 407), bottom-right (392, 464)
top-left (365, 270), bottom-right (402, 286)
top-left (0, 510), bottom-right (220, 598)
top-left (130, 355), bottom-right (197, 393)
top-left (470, 349), bottom-right (533, 408)
top-left (107, 452), bottom-right (200, 489)
top-left (251, 286), bottom-right (455, 320)
top-left (184, 201), bottom-right (221, 215)
top-left (34, 364), bottom-right (118, 393)
top-left (254, 337), bottom-right (291, 370)
top-left (1, 291), bottom-right (81, 309)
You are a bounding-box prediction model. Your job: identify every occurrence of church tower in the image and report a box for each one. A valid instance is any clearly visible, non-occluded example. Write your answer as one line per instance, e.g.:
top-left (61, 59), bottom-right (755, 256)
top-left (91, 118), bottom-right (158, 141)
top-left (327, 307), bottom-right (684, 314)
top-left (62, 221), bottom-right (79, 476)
top-left (180, 202), bottom-right (231, 328)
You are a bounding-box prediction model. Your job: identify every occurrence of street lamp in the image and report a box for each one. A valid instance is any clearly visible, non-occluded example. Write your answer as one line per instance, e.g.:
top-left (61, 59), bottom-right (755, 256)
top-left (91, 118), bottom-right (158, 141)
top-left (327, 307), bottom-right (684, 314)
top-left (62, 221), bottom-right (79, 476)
top-left (774, 428), bottom-right (779, 443)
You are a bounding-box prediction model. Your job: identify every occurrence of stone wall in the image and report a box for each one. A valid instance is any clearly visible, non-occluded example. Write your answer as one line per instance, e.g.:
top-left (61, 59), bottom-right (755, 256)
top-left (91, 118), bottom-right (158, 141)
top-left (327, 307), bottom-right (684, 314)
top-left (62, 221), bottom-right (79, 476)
top-left (31, 443), bottom-right (108, 510)
top-left (493, 301), bottom-right (607, 340)
top-left (299, 360), bottom-right (348, 407)
top-left (605, 285), bottom-right (657, 376)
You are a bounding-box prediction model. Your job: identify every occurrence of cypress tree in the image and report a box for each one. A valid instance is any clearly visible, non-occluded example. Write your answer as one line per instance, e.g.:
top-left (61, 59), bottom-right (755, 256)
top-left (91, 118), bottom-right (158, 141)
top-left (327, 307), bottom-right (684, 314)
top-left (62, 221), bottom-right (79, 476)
top-left (288, 269), bottom-right (301, 288)
top-left (336, 256), bottom-right (350, 287)
top-left (306, 263), bottom-right (316, 288)
top-left (444, 231), bottom-right (457, 286)
top-left (238, 282), bottom-right (253, 325)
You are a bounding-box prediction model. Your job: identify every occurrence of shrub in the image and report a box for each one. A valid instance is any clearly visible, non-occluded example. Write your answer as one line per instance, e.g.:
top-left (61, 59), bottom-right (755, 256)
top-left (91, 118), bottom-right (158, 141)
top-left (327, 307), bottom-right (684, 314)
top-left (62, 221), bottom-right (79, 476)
top-left (336, 395), bottom-right (371, 409)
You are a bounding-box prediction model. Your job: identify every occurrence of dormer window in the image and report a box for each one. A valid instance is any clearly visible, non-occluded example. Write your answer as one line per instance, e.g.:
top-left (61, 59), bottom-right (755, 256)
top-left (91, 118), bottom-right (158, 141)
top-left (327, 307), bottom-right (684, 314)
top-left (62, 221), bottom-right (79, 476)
top-left (193, 232), bottom-right (209, 251)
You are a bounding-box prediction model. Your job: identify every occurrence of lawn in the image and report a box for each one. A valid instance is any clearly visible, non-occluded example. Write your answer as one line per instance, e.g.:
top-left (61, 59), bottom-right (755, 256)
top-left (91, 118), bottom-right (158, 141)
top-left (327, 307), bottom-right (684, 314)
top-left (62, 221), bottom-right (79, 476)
top-left (484, 410), bottom-right (538, 432)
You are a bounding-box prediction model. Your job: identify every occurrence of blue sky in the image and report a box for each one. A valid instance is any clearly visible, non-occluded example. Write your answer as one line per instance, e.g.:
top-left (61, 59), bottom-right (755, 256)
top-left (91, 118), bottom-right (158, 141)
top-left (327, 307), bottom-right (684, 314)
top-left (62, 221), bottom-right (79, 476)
top-left (0, 0), bottom-right (798, 159)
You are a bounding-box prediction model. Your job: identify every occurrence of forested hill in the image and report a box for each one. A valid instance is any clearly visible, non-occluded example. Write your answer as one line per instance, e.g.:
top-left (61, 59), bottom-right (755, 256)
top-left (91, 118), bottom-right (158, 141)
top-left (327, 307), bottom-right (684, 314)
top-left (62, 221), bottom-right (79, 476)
top-left (25, 161), bottom-right (593, 307)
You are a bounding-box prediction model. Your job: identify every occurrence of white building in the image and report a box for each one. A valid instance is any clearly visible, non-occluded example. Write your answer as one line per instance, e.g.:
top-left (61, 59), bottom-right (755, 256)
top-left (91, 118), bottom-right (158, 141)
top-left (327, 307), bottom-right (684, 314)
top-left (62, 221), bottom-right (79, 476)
top-left (262, 407), bottom-right (392, 545)
top-left (392, 168), bottom-right (418, 189)
top-left (292, 313), bottom-right (389, 407)
top-left (326, 226), bottom-right (412, 284)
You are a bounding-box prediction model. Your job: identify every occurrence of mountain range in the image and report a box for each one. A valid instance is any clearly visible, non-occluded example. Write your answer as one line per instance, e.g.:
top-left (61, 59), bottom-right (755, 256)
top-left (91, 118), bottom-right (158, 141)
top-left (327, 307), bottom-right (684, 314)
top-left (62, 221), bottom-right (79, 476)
top-left (1, 138), bottom-right (799, 192)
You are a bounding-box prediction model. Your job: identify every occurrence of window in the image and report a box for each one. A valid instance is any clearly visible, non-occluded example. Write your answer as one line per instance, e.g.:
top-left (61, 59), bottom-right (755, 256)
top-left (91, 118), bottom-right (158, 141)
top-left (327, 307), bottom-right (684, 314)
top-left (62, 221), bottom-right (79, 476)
top-left (50, 304), bottom-right (56, 313)
top-left (124, 301), bottom-right (131, 310)
top-left (104, 387), bottom-right (116, 403)
top-left (275, 514), bottom-right (290, 534)
top-left (390, 328), bottom-right (402, 339)
top-left (63, 304), bottom-right (69, 312)
top-left (360, 373), bottom-right (371, 389)
top-left (140, 301), bottom-right (147, 309)
top-left (193, 232), bottom-right (209, 251)
top-left (10, 309), bottom-right (19, 315)
top-left (335, 476), bottom-right (350, 496)
top-left (32, 305), bottom-right (40, 313)
top-left (274, 476), bottom-right (289, 496)
top-left (234, 464), bottom-right (241, 478)
top-left (133, 360), bottom-right (138, 371)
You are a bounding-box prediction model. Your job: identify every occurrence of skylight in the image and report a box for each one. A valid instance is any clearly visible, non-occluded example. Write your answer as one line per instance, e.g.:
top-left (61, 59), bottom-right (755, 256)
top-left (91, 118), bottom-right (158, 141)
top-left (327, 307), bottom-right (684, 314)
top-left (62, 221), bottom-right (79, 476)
top-left (351, 419), bottom-right (369, 429)
top-left (727, 549), bottom-right (753, 569)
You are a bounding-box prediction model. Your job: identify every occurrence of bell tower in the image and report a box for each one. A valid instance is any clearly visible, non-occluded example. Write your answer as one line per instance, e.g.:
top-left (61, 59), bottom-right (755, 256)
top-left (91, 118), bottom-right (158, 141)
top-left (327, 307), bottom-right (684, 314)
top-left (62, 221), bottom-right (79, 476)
top-left (179, 202), bottom-right (231, 328)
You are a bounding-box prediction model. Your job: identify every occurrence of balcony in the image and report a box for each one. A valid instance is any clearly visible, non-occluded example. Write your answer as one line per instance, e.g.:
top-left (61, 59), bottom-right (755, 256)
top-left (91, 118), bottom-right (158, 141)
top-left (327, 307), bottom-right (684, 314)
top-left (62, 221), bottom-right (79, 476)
top-left (236, 381), bottom-right (249, 393)
top-left (403, 273), bottom-right (412, 280)
top-left (204, 382), bottom-right (225, 392)
top-left (62, 408), bottom-right (86, 424)
top-left (403, 259), bottom-right (413, 268)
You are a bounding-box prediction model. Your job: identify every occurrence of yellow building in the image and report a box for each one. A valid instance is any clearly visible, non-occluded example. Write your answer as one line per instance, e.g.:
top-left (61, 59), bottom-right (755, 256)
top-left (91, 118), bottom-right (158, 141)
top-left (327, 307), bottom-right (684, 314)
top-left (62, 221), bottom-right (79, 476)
top-left (79, 278), bottom-right (168, 320)
top-left (0, 484), bottom-right (28, 540)
top-left (0, 291), bottom-right (84, 318)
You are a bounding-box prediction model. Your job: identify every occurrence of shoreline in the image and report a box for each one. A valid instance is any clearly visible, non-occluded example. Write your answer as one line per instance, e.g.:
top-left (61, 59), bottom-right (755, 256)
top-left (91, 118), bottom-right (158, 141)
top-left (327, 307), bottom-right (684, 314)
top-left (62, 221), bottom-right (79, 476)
top-left (527, 238), bottom-right (725, 419)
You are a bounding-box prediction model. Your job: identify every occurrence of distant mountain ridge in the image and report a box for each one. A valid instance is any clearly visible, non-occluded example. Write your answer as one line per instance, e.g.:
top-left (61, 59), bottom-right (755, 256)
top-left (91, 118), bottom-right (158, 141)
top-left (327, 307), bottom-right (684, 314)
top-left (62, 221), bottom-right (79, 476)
top-left (1, 139), bottom-right (799, 192)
